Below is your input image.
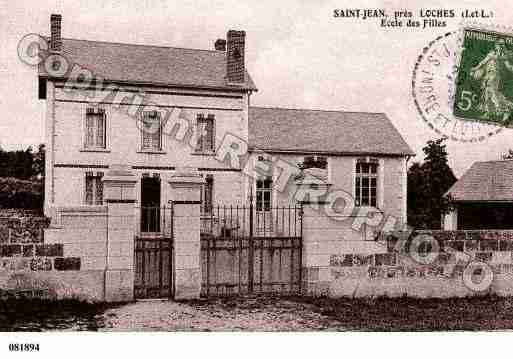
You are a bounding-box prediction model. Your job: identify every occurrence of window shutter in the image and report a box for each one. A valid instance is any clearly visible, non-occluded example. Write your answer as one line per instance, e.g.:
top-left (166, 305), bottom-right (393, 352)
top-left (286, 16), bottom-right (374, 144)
top-left (85, 173), bottom-right (93, 205)
top-left (206, 115), bottom-right (214, 151)
top-left (95, 176), bottom-right (103, 205)
top-left (196, 114), bottom-right (205, 151)
top-left (86, 113), bottom-right (94, 148)
top-left (151, 112), bottom-right (161, 150)
top-left (96, 110), bottom-right (105, 148)
top-left (142, 112), bottom-right (151, 149)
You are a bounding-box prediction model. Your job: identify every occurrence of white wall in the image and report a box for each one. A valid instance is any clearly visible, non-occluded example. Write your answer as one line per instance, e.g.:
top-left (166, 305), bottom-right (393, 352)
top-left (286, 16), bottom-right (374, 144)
top-left (46, 83), bottom-right (249, 210)
top-left (244, 153), bottom-right (408, 225)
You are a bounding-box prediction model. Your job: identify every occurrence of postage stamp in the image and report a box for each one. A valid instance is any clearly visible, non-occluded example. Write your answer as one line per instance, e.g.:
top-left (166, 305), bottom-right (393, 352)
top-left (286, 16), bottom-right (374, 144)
top-left (454, 28), bottom-right (513, 127)
top-left (412, 26), bottom-right (507, 142)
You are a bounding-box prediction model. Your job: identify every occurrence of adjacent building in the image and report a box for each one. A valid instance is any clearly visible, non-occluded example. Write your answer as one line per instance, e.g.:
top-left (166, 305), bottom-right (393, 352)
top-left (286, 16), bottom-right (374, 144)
top-left (444, 160), bottom-right (513, 230)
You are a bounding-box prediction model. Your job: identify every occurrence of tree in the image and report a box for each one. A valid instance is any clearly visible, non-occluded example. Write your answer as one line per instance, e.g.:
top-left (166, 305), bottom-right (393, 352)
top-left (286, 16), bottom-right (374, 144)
top-left (33, 144), bottom-right (45, 178)
top-left (0, 146), bottom-right (35, 179)
top-left (407, 138), bottom-right (457, 229)
top-left (0, 144), bottom-right (45, 210)
top-left (502, 149), bottom-right (513, 160)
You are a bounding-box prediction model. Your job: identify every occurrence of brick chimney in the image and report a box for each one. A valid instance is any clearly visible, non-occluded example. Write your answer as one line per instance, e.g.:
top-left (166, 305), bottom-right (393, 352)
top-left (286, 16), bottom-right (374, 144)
top-left (226, 30), bottom-right (245, 83)
top-left (215, 39), bottom-right (226, 51)
top-left (50, 14), bottom-right (62, 52)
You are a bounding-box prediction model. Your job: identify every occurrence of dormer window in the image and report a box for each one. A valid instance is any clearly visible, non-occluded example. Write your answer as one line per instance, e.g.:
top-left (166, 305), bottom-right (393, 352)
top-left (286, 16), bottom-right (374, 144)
top-left (84, 108), bottom-right (106, 149)
top-left (300, 155), bottom-right (327, 170)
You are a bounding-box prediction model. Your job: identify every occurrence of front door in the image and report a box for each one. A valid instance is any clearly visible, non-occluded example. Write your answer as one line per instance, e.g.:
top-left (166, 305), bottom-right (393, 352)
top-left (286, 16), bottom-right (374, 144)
top-left (141, 176), bottom-right (161, 233)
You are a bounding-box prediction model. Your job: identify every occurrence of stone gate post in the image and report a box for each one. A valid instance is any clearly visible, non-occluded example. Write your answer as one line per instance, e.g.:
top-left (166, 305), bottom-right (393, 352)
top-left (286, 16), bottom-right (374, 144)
top-left (168, 169), bottom-right (204, 300)
top-left (102, 164), bottom-right (137, 302)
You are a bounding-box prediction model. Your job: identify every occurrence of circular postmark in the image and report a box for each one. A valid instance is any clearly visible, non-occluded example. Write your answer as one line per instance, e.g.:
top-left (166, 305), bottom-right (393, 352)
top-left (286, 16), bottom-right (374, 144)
top-left (412, 31), bottom-right (503, 142)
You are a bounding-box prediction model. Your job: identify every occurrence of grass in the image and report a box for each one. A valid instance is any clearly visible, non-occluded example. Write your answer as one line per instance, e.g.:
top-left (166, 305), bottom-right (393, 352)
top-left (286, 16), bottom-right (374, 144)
top-left (3, 295), bottom-right (513, 331)
top-left (187, 294), bottom-right (513, 331)
top-left (0, 298), bottom-right (118, 331)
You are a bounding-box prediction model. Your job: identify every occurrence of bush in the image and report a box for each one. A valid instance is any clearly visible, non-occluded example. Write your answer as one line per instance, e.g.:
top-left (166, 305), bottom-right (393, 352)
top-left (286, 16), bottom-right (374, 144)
top-left (0, 177), bottom-right (43, 210)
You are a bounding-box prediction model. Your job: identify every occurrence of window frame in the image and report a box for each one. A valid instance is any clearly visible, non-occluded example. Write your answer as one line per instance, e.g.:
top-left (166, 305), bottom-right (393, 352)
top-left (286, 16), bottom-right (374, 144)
top-left (355, 159), bottom-right (379, 208)
top-left (84, 171), bottom-right (104, 206)
top-left (255, 176), bottom-right (273, 212)
top-left (83, 107), bottom-right (107, 150)
top-left (140, 110), bottom-right (163, 152)
top-left (195, 113), bottom-right (215, 154)
top-left (301, 155), bottom-right (328, 170)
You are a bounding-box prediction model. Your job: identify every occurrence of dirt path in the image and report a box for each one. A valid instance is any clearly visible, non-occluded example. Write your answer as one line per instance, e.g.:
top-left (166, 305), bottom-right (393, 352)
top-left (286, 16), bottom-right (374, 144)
top-left (98, 295), bottom-right (513, 331)
top-left (100, 297), bottom-right (343, 331)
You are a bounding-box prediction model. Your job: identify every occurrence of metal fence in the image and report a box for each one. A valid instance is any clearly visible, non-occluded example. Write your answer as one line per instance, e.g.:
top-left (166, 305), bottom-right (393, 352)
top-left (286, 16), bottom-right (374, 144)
top-left (200, 201), bottom-right (303, 297)
top-left (137, 206), bottom-right (173, 237)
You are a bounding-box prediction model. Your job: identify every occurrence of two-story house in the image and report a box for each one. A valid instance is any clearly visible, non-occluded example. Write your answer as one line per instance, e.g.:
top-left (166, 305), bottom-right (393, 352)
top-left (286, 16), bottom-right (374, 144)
top-left (39, 14), bottom-right (414, 232)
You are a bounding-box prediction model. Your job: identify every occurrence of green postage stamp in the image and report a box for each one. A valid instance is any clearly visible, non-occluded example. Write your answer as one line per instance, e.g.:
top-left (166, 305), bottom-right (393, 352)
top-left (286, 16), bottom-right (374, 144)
top-left (454, 28), bottom-right (513, 127)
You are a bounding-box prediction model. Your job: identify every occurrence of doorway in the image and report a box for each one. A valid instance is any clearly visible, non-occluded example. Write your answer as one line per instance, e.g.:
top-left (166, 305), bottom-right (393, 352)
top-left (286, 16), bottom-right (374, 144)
top-left (140, 176), bottom-right (161, 233)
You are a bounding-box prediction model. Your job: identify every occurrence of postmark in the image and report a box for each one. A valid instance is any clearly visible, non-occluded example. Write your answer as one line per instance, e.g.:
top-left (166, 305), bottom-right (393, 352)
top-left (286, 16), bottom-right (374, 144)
top-left (412, 29), bottom-right (503, 142)
top-left (454, 27), bottom-right (513, 127)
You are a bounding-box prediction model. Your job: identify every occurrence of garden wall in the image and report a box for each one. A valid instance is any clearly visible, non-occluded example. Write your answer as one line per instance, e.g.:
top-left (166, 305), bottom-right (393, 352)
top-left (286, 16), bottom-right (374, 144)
top-left (302, 203), bottom-right (513, 298)
top-left (0, 209), bottom-right (104, 301)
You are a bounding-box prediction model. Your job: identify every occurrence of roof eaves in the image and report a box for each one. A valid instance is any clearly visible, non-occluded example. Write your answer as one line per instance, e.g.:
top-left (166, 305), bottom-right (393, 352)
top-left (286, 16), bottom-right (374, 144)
top-left (42, 75), bottom-right (256, 92)
top-left (248, 147), bottom-right (414, 157)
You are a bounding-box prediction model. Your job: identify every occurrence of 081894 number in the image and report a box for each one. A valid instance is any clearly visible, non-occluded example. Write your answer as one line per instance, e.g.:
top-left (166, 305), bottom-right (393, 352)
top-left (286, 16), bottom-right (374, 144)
top-left (9, 343), bottom-right (40, 352)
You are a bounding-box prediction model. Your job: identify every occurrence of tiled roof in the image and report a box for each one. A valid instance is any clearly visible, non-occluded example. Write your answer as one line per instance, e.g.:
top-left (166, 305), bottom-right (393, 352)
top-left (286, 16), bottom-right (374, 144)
top-left (446, 160), bottom-right (513, 202)
top-left (39, 37), bottom-right (257, 91)
top-left (248, 107), bottom-right (414, 156)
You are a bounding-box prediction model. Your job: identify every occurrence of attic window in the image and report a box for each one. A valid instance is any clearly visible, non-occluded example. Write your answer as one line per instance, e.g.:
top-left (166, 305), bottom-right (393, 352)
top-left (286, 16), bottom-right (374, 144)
top-left (300, 156), bottom-right (327, 170)
top-left (258, 155), bottom-right (271, 162)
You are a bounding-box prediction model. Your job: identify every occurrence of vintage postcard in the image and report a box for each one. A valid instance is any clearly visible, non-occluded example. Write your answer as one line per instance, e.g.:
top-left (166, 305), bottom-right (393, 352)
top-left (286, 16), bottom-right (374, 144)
top-left (1, 0), bottom-right (513, 358)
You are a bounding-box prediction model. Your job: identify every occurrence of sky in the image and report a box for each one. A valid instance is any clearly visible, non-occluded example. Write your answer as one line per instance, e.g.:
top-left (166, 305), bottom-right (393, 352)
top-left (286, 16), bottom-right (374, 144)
top-left (0, 0), bottom-right (512, 176)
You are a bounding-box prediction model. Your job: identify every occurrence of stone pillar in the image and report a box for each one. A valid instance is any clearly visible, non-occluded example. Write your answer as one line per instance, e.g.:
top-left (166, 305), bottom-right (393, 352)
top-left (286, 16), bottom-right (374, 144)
top-left (294, 174), bottom-right (333, 297)
top-left (102, 165), bottom-right (137, 302)
top-left (168, 169), bottom-right (204, 300)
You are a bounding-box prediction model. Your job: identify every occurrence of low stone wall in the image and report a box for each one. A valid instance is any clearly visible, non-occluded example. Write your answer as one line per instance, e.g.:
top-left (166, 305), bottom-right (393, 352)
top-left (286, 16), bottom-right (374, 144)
top-left (0, 210), bottom-right (104, 301)
top-left (0, 215), bottom-right (49, 244)
top-left (304, 228), bottom-right (513, 298)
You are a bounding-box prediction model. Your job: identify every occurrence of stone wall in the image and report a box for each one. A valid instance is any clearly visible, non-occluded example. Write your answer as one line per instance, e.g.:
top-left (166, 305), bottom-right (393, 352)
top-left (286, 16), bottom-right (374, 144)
top-left (303, 226), bottom-right (513, 298)
top-left (0, 213), bottom-right (93, 300)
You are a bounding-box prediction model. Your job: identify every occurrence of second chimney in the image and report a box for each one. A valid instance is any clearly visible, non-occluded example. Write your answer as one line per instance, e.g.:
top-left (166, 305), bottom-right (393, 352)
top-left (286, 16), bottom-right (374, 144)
top-left (215, 39), bottom-right (226, 51)
top-left (226, 30), bottom-right (245, 83)
top-left (50, 14), bottom-right (62, 52)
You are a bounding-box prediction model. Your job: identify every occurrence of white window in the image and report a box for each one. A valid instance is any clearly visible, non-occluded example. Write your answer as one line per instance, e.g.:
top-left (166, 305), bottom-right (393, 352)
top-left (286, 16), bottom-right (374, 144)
top-left (85, 108), bottom-right (106, 149)
top-left (141, 111), bottom-right (162, 151)
top-left (201, 175), bottom-right (214, 214)
top-left (85, 172), bottom-right (103, 205)
top-left (355, 160), bottom-right (378, 207)
top-left (196, 114), bottom-right (215, 153)
top-left (256, 176), bottom-right (272, 212)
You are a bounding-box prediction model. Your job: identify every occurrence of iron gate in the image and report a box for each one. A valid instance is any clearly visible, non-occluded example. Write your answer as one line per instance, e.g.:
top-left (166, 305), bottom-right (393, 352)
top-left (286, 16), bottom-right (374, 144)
top-left (200, 200), bottom-right (303, 297)
top-left (134, 206), bottom-right (174, 299)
